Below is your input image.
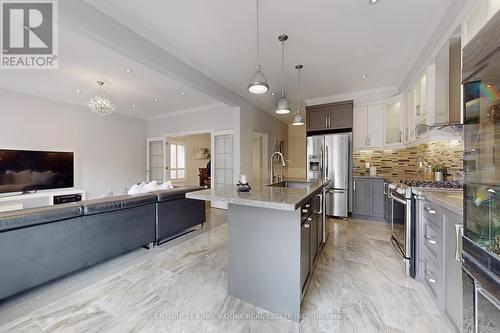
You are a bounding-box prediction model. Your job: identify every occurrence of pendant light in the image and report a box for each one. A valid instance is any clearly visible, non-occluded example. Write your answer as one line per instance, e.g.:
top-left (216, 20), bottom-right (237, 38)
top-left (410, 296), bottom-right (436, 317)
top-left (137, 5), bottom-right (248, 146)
top-left (292, 65), bottom-right (305, 126)
top-left (247, 0), bottom-right (269, 94)
top-left (275, 34), bottom-right (291, 114)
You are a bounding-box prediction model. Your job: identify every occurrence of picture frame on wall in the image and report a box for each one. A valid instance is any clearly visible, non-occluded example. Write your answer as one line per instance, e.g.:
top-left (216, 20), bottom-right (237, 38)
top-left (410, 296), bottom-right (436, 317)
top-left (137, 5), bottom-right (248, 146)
top-left (194, 147), bottom-right (210, 160)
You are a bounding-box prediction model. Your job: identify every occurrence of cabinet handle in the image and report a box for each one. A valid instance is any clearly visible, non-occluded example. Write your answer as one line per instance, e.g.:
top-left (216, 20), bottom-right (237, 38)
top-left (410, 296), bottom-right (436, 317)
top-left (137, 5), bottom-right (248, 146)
top-left (383, 182), bottom-right (387, 195)
top-left (305, 204), bottom-right (311, 208)
top-left (307, 217), bottom-right (312, 221)
top-left (424, 235), bottom-right (436, 245)
top-left (455, 224), bottom-right (463, 262)
top-left (424, 270), bottom-right (436, 284)
top-left (353, 180), bottom-right (356, 191)
top-left (424, 206), bottom-right (436, 214)
top-left (302, 209), bottom-right (308, 213)
top-left (304, 223), bottom-right (310, 228)
top-left (316, 194), bottom-right (323, 214)
top-left (325, 117), bottom-right (328, 127)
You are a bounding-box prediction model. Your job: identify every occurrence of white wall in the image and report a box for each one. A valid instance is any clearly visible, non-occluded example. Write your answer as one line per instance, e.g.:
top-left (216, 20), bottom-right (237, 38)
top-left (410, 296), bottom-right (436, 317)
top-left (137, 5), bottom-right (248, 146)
top-left (147, 104), bottom-right (234, 136)
top-left (0, 89), bottom-right (147, 198)
top-left (238, 103), bottom-right (288, 182)
top-left (147, 102), bottom-right (287, 184)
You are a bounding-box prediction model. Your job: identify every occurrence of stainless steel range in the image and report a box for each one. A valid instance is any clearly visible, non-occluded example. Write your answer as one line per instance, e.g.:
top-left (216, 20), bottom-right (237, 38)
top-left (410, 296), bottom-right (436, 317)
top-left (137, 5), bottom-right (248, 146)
top-left (388, 182), bottom-right (414, 277)
top-left (389, 180), bottom-right (464, 278)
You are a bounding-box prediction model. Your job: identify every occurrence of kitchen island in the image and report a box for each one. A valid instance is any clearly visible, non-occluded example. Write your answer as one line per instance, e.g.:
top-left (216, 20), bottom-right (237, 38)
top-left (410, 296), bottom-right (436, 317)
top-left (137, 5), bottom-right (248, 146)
top-left (186, 178), bottom-right (329, 321)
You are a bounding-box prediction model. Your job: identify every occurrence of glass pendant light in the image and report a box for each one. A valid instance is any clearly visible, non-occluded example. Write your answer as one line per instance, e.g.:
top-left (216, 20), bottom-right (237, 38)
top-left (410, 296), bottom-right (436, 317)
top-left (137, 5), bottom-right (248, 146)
top-left (275, 34), bottom-right (290, 114)
top-left (292, 65), bottom-right (305, 126)
top-left (248, 0), bottom-right (269, 94)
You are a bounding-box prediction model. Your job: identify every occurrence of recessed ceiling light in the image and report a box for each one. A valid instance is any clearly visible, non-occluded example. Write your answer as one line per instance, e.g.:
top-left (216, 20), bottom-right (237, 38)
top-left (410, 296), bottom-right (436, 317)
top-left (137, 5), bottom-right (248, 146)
top-left (124, 68), bottom-right (132, 72)
top-left (75, 89), bottom-right (81, 93)
top-left (154, 98), bottom-right (159, 103)
top-left (271, 92), bottom-right (275, 96)
top-left (369, 0), bottom-right (378, 4)
top-left (361, 74), bottom-right (368, 78)
top-left (181, 92), bottom-right (186, 96)
top-left (131, 104), bottom-right (136, 108)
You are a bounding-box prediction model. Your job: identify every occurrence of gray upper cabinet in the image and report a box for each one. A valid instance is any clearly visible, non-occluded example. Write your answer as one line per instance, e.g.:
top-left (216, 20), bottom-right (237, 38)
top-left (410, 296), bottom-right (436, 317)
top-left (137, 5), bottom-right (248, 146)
top-left (353, 177), bottom-right (385, 220)
top-left (306, 100), bottom-right (353, 132)
top-left (307, 108), bottom-right (330, 132)
top-left (330, 102), bottom-right (353, 130)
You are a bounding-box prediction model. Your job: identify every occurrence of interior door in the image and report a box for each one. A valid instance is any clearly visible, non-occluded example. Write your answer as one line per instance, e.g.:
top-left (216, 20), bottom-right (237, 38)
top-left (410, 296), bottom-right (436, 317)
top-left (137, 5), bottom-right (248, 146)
top-left (146, 138), bottom-right (166, 182)
top-left (211, 132), bottom-right (234, 209)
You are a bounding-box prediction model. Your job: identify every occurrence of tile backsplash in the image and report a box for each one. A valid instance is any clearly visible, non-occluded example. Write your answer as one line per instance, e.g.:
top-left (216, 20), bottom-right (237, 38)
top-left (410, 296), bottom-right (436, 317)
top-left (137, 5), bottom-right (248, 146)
top-left (353, 141), bottom-right (463, 182)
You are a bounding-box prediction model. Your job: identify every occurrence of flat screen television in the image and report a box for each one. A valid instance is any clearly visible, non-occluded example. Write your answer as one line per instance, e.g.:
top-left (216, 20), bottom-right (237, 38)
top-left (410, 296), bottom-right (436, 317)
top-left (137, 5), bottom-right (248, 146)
top-left (0, 149), bottom-right (74, 194)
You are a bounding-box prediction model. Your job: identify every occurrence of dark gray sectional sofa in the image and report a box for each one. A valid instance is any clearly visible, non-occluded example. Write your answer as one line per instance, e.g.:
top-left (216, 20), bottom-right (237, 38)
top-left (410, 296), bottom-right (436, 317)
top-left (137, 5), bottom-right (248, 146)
top-left (0, 186), bottom-right (205, 301)
top-left (152, 186), bottom-right (206, 245)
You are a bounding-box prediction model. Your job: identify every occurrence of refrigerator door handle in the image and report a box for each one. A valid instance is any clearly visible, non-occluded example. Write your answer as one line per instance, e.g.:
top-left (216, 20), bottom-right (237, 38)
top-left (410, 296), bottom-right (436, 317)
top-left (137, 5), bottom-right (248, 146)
top-left (325, 146), bottom-right (329, 180)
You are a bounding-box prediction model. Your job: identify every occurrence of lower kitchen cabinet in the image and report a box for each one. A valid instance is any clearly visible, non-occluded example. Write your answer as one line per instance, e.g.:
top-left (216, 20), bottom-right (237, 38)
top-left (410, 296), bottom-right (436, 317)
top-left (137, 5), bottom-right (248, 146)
top-left (384, 182), bottom-right (392, 223)
top-left (443, 210), bottom-right (463, 333)
top-left (300, 218), bottom-right (310, 291)
top-left (417, 196), bottom-right (463, 333)
top-left (353, 177), bottom-right (385, 220)
top-left (309, 213), bottom-right (318, 271)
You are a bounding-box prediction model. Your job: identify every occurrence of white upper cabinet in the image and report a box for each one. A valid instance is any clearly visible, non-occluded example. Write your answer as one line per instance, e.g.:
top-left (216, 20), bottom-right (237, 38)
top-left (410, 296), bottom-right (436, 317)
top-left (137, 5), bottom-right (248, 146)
top-left (367, 105), bottom-right (384, 148)
top-left (383, 95), bottom-right (404, 147)
top-left (462, 0), bottom-right (500, 47)
top-left (353, 106), bottom-right (367, 148)
top-left (353, 104), bottom-right (383, 149)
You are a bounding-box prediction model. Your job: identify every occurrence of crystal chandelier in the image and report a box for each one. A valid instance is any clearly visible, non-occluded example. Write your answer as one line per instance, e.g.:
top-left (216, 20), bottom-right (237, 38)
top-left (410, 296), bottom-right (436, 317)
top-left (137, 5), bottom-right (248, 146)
top-left (87, 81), bottom-right (116, 116)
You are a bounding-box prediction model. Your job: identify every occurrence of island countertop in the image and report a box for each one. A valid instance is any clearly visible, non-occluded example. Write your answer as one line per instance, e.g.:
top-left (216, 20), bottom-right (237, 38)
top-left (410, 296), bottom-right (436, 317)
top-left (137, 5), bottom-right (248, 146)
top-left (413, 187), bottom-right (463, 215)
top-left (186, 178), bottom-right (330, 211)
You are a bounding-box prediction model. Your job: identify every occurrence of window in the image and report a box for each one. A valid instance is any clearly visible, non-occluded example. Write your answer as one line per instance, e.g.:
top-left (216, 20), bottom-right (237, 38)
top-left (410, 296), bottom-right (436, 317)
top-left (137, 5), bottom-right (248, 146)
top-left (170, 143), bottom-right (185, 180)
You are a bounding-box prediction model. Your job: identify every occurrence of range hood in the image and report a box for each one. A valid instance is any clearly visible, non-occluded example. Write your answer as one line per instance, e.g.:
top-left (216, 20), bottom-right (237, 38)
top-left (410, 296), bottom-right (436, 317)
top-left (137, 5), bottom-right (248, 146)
top-left (414, 121), bottom-right (463, 138)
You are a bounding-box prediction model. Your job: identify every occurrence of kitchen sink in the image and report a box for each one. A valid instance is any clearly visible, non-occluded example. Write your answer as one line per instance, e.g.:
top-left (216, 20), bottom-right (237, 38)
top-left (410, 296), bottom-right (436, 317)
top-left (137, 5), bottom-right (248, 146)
top-left (268, 181), bottom-right (313, 189)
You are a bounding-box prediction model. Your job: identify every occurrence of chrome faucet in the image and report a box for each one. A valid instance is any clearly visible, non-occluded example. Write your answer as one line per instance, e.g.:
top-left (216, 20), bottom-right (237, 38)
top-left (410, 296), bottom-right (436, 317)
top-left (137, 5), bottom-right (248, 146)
top-left (270, 151), bottom-right (287, 182)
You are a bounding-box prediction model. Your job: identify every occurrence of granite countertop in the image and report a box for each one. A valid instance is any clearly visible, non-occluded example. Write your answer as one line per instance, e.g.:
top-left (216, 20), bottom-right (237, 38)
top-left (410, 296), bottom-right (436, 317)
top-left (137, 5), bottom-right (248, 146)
top-left (353, 175), bottom-right (386, 179)
top-left (186, 178), bottom-right (330, 211)
top-left (413, 187), bottom-right (463, 215)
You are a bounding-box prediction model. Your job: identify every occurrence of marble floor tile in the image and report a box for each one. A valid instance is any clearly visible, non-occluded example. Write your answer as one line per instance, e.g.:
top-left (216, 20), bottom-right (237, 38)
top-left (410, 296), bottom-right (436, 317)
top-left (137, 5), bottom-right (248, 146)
top-left (0, 212), bottom-right (452, 333)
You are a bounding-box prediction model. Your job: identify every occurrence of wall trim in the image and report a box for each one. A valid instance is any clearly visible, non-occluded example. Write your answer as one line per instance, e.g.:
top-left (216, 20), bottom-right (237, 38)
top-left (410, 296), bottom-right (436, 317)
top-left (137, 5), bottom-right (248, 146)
top-left (304, 86), bottom-right (399, 106)
top-left (146, 102), bottom-right (228, 120)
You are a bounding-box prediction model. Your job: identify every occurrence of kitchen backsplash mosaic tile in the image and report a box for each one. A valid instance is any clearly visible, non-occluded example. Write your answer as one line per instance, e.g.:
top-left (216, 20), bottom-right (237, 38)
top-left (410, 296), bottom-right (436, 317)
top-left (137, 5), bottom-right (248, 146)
top-left (353, 141), bottom-right (463, 182)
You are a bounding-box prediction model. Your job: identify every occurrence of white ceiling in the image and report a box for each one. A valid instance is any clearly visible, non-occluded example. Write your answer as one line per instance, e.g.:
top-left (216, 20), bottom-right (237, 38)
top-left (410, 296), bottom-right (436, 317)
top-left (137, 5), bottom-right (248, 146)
top-left (0, 27), bottom-right (219, 119)
top-left (88, 0), bottom-right (453, 117)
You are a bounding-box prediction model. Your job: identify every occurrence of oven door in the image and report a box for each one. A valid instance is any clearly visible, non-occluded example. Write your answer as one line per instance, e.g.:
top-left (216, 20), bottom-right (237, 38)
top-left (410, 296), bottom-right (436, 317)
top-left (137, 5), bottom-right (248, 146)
top-left (391, 194), bottom-right (408, 260)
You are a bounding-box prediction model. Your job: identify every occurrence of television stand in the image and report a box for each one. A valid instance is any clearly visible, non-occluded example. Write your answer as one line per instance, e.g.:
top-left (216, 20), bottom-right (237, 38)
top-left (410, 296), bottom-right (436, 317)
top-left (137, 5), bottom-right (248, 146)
top-left (0, 189), bottom-right (86, 213)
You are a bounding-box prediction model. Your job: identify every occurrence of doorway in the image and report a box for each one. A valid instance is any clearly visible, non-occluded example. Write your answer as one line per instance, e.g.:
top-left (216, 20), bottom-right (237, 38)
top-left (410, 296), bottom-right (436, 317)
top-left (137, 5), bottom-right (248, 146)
top-left (252, 131), bottom-right (268, 183)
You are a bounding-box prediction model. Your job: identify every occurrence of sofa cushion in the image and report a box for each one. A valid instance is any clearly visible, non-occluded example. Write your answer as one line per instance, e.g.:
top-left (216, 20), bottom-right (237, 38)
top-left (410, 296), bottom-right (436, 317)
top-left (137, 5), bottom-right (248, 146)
top-left (0, 203), bottom-right (83, 232)
top-left (152, 186), bottom-right (204, 202)
top-left (82, 194), bottom-right (156, 216)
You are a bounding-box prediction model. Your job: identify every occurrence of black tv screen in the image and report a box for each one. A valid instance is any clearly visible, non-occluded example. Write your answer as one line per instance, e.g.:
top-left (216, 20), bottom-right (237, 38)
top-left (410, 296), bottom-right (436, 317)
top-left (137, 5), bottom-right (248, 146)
top-left (0, 149), bottom-right (74, 194)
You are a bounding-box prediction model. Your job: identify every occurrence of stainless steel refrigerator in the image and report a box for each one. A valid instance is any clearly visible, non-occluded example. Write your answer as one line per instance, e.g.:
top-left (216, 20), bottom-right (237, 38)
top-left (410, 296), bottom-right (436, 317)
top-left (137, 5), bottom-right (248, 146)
top-left (307, 133), bottom-right (351, 218)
